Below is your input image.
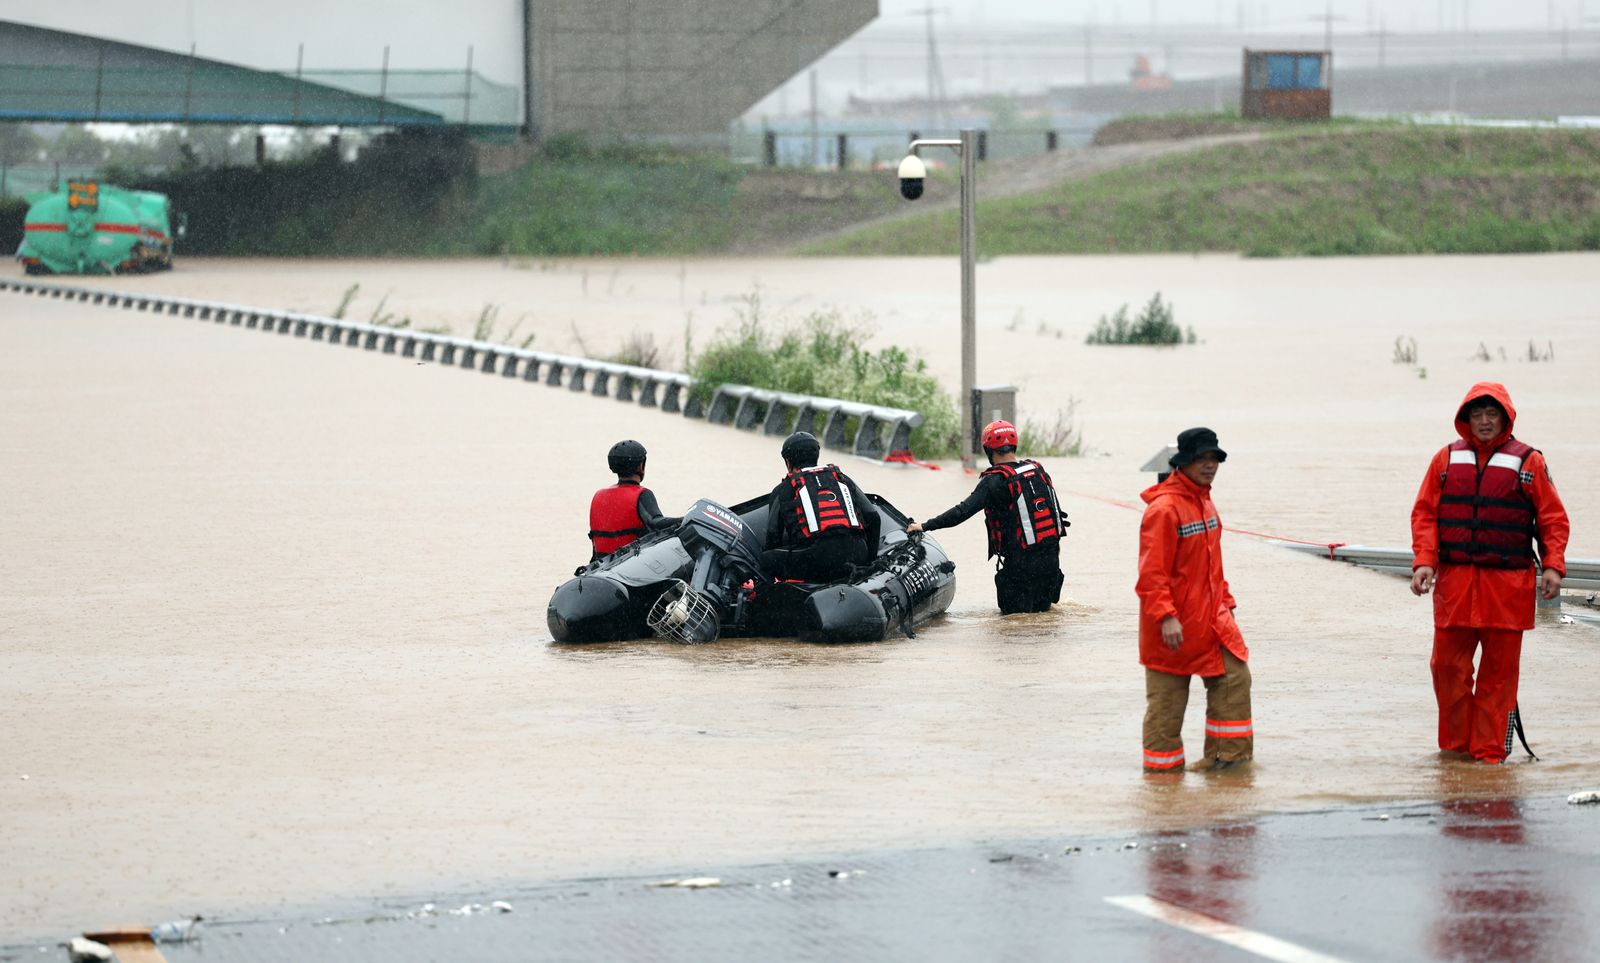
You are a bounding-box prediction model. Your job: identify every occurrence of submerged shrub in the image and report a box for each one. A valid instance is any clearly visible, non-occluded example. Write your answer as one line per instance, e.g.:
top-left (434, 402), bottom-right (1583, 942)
top-left (1085, 293), bottom-right (1193, 346)
top-left (1018, 400), bottom-right (1088, 458)
top-left (688, 292), bottom-right (960, 457)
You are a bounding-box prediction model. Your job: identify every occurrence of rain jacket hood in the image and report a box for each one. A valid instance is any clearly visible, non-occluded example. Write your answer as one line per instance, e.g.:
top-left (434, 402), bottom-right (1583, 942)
top-left (1454, 381), bottom-right (1517, 451)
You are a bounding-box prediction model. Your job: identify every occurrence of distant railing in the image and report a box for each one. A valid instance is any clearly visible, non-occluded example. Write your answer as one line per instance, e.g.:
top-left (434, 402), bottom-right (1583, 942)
top-left (1273, 542), bottom-right (1600, 593)
top-left (736, 122), bottom-right (1103, 169)
top-left (0, 279), bottom-right (924, 461)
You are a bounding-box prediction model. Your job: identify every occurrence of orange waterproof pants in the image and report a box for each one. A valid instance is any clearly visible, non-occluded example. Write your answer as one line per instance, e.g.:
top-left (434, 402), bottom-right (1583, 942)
top-left (1142, 648), bottom-right (1253, 771)
top-left (1430, 627), bottom-right (1523, 764)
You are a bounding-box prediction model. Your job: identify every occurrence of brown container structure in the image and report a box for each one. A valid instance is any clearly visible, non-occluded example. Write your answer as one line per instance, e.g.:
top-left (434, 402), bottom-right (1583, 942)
top-left (1242, 49), bottom-right (1332, 120)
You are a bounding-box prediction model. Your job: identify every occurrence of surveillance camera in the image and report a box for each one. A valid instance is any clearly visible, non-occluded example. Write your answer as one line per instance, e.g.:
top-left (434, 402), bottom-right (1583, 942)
top-left (897, 154), bottom-right (926, 200)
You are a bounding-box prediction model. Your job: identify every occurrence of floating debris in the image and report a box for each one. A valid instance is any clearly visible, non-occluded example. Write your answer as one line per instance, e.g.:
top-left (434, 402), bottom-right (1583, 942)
top-left (1568, 790), bottom-right (1600, 805)
top-left (647, 877), bottom-right (722, 889)
top-left (828, 870), bottom-right (850, 880)
top-left (1120, 842), bottom-right (1140, 850)
top-left (66, 937), bottom-right (112, 963)
top-left (1063, 846), bottom-right (1082, 855)
top-left (149, 917), bottom-right (202, 943)
top-left (491, 901), bottom-right (514, 913)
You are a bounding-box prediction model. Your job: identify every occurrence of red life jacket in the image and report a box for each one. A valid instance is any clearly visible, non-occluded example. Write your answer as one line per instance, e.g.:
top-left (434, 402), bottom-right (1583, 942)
top-left (785, 465), bottom-right (865, 540)
top-left (982, 459), bottom-right (1065, 558)
top-left (589, 482), bottom-right (648, 556)
top-left (1438, 438), bottom-right (1538, 569)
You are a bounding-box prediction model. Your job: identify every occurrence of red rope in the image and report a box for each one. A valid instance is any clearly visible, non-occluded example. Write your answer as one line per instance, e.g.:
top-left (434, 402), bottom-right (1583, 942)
top-left (1064, 489), bottom-right (1346, 559)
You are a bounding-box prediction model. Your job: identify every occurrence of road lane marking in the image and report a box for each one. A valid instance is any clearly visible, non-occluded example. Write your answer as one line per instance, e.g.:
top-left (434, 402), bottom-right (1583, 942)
top-left (1105, 894), bottom-right (1352, 963)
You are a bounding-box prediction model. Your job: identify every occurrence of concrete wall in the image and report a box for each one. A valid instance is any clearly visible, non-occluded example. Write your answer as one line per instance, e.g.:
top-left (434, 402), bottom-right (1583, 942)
top-left (526, 0), bottom-right (877, 144)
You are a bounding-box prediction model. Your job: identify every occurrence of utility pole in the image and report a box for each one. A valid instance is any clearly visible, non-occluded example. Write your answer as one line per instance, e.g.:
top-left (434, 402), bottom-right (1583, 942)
top-left (1309, 1), bottom-right (1346, 53)
top-left (909, 7), bottom-right (949, 129)
top-left (1083, 22), bottom-right (1093, 86)
top-left (808, 69), bottom-right (818, 169)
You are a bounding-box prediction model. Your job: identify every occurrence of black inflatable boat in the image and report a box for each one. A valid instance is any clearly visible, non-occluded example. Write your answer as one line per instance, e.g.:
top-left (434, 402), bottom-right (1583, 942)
top-left (548, 492), bottom-right (957, 644)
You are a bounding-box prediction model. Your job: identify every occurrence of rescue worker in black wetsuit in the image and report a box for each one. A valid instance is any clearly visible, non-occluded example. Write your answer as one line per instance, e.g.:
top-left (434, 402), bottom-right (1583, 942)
top-left (588, 439), bottom-right (667, 562)
top-left (906, 419), bottom-right (1067, 614)
top-left (761, 431), bottom-right (881, 583)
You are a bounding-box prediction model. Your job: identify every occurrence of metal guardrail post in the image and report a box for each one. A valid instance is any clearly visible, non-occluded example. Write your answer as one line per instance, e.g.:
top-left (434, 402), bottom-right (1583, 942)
top-left (705, 387), bottom-right (735, 425)
top-left (854, 415), bottom-right (887, 458)
top-left (763, 398), bottom-right (793, 435)
top-left (733, 392), bottom-right (763, 430)
top-left (887, 418), bottom-right (917, 454)
top-left (821, 409), bottom-right (851, 449)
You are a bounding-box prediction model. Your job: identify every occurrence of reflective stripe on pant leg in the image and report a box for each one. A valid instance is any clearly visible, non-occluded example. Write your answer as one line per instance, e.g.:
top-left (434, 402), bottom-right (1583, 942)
top-left (1202, 647), bottom-right (1254, 762)
top-left (1431, 626), bottom-right (1479, 755)
top-left (1143, 668), bottom-right (1191, 770)
top-left (1470, 628), bottom-right (1523, 763)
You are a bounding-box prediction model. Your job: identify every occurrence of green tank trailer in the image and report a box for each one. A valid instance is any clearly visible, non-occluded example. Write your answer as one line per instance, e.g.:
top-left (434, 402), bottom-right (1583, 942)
top-left (16, 180), bottom-right (180, 275)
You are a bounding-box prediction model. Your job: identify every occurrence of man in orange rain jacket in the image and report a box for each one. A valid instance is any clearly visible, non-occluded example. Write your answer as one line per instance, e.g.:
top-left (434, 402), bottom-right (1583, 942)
top-left (1136, 427), bottom-right (1252, 774)
top-left (1410, 382), bottom-right (1569, 764)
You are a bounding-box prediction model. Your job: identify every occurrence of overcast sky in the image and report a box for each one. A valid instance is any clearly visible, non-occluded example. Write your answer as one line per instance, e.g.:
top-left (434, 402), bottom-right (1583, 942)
top-left (5, 1), bottom-right (1589, 84)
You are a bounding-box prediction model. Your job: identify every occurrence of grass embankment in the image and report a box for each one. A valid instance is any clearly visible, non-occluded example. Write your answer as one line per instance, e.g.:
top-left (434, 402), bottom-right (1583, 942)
top-left (809, 125), bottom-right (1600, 258)
top-left (8, 131), bottom-right (900, 259)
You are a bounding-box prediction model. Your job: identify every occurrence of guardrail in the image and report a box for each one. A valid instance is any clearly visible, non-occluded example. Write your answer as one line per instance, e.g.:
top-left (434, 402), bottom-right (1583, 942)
top-left (1272, 542), bottom-right (1600, 593)
top-left (1, 278), bottom-right (925, 460)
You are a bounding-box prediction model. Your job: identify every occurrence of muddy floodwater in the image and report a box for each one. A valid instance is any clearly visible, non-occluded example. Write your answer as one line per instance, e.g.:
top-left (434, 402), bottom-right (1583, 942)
top-left (2, 254), bottom-right (1597, 939)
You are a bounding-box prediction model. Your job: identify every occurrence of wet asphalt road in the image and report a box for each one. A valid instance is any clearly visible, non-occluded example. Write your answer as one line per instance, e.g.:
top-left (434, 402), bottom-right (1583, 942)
top-left (14, 793), bottom-right (1588, 963)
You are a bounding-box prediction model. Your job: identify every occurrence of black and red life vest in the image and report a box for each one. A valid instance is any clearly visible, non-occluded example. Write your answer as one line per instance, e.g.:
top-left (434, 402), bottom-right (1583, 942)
top-left (785, 465), bottom-right (865, 540)
top-left (589, 482), bottom-right (648, 556)
top-left (982, 459), bottom-right (1065, 558)
top-left (1438, 438), bottom-right (1538, 569)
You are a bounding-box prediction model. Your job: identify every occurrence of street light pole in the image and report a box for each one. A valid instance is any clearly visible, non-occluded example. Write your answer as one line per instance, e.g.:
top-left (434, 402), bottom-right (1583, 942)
top-left (904, 129), bottom-right (979, 468)
top-left (958, 128), bottom-right (976, 470)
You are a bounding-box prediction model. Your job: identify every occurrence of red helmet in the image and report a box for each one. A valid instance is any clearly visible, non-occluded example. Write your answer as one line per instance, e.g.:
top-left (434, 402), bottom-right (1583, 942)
top-left (981, 419), bottom-right (1018, 451)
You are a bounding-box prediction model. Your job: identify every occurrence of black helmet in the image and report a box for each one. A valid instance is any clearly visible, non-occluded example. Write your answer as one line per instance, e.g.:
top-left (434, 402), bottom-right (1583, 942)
top-left (781, 431), bottom-right (821, 466)
top-left (607, 439), bottom-right (647, 475)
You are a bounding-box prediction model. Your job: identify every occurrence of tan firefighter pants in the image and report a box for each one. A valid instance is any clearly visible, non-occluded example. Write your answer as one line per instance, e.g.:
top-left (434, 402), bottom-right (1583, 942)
top-left (1142, 647), bottom-right (1253, 771)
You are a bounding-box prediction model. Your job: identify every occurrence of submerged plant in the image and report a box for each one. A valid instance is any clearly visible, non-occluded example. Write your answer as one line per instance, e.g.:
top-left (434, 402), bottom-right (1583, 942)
top-left (1019, 400), bottom-right (1088, 457)
top-left (1085, 293), bottom-right (1190, 345)
top-left (687, 290), bottom-right (960, 457)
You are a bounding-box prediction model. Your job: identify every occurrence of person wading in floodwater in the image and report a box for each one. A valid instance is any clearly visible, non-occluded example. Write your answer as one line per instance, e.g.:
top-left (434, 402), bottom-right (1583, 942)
top-left (587, 439), bottom-right (666, 562)
top-left (1135, 427), bottom-right (1253, 774)
top-left (906, 419), bottom-right (1067, 614)
top-left (1409, 382), bottom-right (1569, 764)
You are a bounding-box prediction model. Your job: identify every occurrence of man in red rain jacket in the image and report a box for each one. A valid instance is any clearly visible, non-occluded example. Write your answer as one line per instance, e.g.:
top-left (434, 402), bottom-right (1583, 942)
top-left (1410, 382), bottom-right (1569, 764)
top-left (1136, 427), bottom-right (1252, 774)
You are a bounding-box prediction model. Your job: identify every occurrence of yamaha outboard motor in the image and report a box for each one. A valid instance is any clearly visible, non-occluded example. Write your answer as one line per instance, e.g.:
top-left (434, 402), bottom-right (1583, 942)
top-left (646, 499), bottom-right (766, 643)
